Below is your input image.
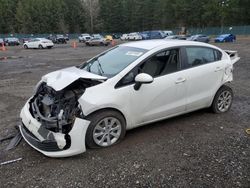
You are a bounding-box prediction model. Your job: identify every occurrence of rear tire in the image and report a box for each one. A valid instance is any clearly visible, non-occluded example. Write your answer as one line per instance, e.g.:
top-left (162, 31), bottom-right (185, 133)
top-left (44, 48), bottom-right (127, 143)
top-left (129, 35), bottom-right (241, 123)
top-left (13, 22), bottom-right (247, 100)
top-left (38, 44), bottom-right (43, 49)
top-left (24, 44), bottom-right (28, 49)
top-left (85, 110), bottom-right (126, 149)
top-left (211, 85), bottom-right (233, 113)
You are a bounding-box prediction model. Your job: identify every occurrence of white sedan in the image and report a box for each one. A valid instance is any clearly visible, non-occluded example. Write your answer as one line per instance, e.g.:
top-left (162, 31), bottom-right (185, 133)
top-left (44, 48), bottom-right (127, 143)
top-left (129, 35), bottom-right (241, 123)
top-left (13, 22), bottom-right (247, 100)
top-left (127, 32), bottom-right (143, 40)
top-left (23, 38), bottom-right (54, 49)
top-left (19, 40), bottom-right (240, 157)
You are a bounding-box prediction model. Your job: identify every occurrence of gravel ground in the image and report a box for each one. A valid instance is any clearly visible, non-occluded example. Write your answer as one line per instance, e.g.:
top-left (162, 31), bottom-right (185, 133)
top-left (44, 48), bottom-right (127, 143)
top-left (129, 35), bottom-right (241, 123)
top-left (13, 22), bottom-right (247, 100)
top-left (0, 39), bottom-right (249, 188)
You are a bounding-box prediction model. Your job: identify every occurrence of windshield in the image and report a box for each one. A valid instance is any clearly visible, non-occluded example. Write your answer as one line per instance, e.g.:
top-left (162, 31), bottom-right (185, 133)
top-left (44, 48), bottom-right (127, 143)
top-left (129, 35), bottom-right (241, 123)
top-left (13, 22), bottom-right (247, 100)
top-left (79, 46), bottom-right (147, 78)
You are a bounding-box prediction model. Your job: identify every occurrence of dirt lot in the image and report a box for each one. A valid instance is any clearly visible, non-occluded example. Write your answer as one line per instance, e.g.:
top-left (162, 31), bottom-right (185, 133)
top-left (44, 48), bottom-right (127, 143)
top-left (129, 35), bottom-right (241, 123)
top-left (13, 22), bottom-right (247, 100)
top-left (0, 38), bottom-right (249, 188)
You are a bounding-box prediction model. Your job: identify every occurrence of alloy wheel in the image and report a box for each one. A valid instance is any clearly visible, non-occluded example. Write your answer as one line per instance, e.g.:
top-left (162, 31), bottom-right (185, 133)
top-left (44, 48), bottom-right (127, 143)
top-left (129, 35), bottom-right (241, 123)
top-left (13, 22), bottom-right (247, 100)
top-left (217, 90), bottom-right (232, 112)
top-left (93, 117), bottom-right (122, 147)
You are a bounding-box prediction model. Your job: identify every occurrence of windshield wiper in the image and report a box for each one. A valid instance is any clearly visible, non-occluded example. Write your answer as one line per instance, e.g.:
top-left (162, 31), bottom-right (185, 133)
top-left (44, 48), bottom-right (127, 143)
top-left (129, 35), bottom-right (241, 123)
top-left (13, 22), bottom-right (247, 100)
top-left (96, 58), bottom-right (104, 76)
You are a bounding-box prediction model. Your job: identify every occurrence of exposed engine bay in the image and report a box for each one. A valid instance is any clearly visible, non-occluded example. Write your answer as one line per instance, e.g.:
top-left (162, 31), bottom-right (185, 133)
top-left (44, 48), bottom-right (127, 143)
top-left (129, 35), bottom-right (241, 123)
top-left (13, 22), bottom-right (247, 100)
top-left (29, 79), bottom-right (100, 135)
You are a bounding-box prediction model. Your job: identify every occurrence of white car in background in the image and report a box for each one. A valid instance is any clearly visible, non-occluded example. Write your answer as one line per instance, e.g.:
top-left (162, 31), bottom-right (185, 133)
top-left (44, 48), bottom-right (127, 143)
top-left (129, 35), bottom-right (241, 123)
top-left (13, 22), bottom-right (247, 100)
top-left (127, 32), bottom-right (142, 40)
top-left (79, 33), bottom-right (91, 42)
top-left (120, 34), bottom-right (128, 40)
top-left (19, 40), bottom-right (239, 157)
top-left (23, 38), bottom-right (54, 49)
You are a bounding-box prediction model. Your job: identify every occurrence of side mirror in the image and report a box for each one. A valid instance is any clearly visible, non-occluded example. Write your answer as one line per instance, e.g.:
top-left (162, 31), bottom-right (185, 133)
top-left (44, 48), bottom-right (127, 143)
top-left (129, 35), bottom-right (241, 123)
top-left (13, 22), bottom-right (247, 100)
top-left (134, 73), bottom-right (153, 90)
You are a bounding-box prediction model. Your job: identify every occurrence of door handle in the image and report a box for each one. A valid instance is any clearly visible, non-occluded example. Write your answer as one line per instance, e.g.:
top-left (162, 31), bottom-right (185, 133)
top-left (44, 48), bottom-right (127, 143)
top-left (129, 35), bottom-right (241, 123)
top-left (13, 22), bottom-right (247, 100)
top-left (214, 67), bottom-right (223, 72)
top-left (175, 77), bottom-right (186, 84)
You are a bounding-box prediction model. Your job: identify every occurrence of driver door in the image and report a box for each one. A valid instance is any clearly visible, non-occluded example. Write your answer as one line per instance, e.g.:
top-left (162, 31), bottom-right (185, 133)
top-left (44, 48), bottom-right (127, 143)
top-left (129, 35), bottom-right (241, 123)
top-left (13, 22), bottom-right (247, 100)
top-left (116, 48), bottom-right (187, 126)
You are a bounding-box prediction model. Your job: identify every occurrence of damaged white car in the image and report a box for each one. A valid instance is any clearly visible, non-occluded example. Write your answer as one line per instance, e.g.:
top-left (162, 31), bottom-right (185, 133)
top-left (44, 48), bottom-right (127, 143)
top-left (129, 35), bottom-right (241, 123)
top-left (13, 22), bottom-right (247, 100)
top-left (19, 40), bottom-right (240, 157)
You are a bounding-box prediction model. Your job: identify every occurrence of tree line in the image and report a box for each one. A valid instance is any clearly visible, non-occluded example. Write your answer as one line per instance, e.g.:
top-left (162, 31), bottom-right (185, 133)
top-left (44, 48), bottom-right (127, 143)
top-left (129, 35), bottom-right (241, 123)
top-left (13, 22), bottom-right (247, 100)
top-left (0, 0), bottom-right (249, 34)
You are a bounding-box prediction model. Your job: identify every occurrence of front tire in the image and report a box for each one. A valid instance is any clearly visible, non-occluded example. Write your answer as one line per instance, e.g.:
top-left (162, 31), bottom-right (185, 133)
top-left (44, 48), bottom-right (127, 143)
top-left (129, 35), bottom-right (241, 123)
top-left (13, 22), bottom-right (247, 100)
top-left (211, 85), bottom-right (233, 113)
top-left (24, 44), bottom-right (28, 49)
top-left (85, 110), bottom-right (126, 149)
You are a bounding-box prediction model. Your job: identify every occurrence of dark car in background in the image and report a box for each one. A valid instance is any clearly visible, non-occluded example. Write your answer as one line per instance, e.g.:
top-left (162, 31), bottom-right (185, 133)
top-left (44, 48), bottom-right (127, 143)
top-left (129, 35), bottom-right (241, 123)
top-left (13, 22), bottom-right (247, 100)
top-left (214, 34), bottom-right (236, 43)
top-left (187, 34), bottom-right (210, 43)
top-left (64, 34), bottom-right (69, 41)
top-left (142, 30), bottom-right (165, 39)
top-left (140, 32), bottom-right (150, 40)
top-left (4, 37), bottom-right (20, 46)
top-left (112, 33), bottom-right (122, 39)
top-left (47, 35), bottom-right (67, 44)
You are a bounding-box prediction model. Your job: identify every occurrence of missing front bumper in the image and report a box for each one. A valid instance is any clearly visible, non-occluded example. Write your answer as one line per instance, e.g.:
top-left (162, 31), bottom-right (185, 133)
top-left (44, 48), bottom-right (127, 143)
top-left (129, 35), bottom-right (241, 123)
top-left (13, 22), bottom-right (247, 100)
top-left (19, 124), bottom-right (61, 152)
top-left (20, 100), bottom-right (90, 157)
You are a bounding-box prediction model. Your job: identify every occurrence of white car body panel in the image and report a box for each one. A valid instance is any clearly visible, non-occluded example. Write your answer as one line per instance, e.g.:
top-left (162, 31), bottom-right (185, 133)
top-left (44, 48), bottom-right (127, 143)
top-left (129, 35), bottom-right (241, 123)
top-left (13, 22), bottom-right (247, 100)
top-left (20, 40), bottom-right (240, 157)
top-left (127, 33), bottom-right (142, 40)
top-left (120, 34), bottom-right (128, 40)
top-left (42, 66), bottom-right (107, 91)
top-left (79, 34), bottom-right (91, 42)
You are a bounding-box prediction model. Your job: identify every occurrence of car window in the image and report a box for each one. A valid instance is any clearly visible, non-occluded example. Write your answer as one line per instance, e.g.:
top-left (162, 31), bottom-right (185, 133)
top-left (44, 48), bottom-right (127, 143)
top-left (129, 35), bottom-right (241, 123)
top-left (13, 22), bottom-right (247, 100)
top-left (214, 49), bottom-right (222, 61)
top-left (79, 46), bottom-right (147, 78)
top-left (185, 47), bottom-right (218, 67)
top-left (116, 49), bottom-right (180, 87)
top-left (140, 49), bottom-right (179, 77)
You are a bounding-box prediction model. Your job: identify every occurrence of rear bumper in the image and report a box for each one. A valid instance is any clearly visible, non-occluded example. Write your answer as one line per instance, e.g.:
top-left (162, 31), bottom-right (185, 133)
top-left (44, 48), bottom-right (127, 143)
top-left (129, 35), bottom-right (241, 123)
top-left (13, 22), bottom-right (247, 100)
top-left (20, 100), bottom-right (90, 157)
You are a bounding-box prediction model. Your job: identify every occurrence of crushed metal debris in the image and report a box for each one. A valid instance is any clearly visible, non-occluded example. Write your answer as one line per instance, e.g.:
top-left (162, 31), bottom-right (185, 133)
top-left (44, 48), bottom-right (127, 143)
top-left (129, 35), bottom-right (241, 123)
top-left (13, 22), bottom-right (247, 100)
top-left (5, 131), bottom-right (22, 151)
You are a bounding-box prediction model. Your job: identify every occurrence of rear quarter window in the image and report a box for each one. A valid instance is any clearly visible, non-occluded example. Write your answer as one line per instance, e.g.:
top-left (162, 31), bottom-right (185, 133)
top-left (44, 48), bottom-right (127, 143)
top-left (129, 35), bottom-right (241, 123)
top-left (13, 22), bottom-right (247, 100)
top-left (185, 47), bottom-right (222, 68)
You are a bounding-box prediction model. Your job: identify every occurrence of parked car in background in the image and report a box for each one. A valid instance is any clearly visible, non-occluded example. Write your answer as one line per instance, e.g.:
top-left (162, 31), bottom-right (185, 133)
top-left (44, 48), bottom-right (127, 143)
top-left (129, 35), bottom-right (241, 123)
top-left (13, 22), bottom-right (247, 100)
top-left (105, 35), bottom-right (113, 41)
top-left (19, 40), bottom-right (240, 157)
top-left (140, 32), bottom-right (150, 40)
top-left (21, 38), bottom-right (32, 44)
top-left (92, 34), bottom-right (103, 38)
top-left (47, 35), bottom-right (67, 44)
top-left (144, 30), bottom-right (165, 39)
top-left (0, 38), bottom-right (4, 45)
top-left (163, 30), bottom-right (174, 36)
top-left (64, 34), bottom-right (69, 41)
top-left (165, 35), bottom-right (187, 40)
top-left (187, 34), bottom-right (210, 43)
top-left (127, 32), bottom-right (142, 40)
top-left (120, 34), bottom-right (128, 41)
top-left (112, 33), bottom-right (121, 39)
top-left (79, 33), bottom-right (91, 43)
top-left (23, 38), bottom-right (54, 49)
top-left (214, 34), bottom-right (236, 43)
top-left (85, 36), bottom-right (109, 46)
top-left (4, 37), bottom-right (20, 46)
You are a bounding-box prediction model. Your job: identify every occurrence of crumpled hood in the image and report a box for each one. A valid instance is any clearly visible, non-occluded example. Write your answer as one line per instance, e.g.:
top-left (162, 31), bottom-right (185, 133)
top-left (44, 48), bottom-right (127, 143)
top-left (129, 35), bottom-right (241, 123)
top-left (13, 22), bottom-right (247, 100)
top-left (42, 66), bottom-right (107, 91)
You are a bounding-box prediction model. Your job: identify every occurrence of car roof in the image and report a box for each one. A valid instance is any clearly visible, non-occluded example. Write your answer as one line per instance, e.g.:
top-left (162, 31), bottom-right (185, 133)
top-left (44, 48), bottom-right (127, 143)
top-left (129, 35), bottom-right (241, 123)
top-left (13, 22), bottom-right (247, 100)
top-left (121, 39), bottom-right (215, 50)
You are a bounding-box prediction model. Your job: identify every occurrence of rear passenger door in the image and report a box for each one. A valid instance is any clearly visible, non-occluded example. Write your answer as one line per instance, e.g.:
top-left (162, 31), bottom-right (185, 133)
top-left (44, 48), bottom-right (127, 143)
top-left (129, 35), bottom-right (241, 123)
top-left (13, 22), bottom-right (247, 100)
top-left (183, 46), bottom-right (224, 111)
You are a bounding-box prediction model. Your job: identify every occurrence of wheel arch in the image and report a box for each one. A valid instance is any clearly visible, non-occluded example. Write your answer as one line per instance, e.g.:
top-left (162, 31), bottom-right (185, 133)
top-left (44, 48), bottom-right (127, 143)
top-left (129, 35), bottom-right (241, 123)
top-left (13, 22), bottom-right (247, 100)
top-left (84, 107), bottom-right (127, 127)
top-left (209, 83), bottom-right (232, 107)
